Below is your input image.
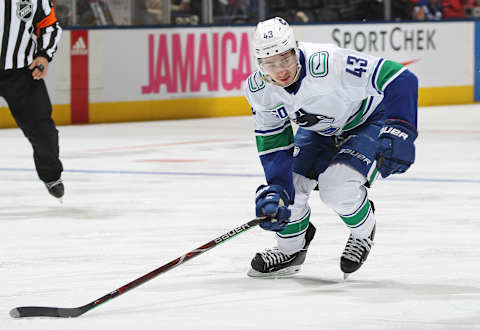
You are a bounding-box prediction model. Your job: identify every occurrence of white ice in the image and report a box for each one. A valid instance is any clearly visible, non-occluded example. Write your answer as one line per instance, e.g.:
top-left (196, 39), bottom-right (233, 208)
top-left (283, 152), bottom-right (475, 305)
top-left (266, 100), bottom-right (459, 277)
top-left (1, 104), bottom-right (480, 330)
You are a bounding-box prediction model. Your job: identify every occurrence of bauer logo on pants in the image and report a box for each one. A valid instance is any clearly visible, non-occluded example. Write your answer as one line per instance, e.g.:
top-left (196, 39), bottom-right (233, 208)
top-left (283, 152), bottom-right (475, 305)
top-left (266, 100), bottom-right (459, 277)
top-left (338, 148), bottom-right (372, 165)
top-left (16, 0), bottom-right (33, 22)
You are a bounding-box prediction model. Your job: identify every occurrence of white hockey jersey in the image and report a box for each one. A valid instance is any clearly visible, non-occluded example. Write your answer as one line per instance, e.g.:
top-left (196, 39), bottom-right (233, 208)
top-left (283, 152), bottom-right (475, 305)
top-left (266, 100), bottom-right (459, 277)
top-left (245, 41), bottom-right (406, 156)
top-left (244, 42), bottom-right (406, 194)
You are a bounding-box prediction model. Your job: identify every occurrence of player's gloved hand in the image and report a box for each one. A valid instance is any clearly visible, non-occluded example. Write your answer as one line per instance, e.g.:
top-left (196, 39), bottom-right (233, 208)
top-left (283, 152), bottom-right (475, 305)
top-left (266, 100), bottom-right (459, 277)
top-left (255, 184), bottom-right (292, 231)
top-left (376, 119), bottom-right (418, 178)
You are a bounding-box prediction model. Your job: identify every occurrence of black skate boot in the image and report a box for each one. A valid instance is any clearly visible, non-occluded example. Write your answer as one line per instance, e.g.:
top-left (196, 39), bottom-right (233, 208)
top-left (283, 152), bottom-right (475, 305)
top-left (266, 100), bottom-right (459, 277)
top-left (45, 179), bottom-right (64, 201)
top-left (340, 224), bottom-right (375, 279)
top-left (247, 222), bottom-right (316, 278)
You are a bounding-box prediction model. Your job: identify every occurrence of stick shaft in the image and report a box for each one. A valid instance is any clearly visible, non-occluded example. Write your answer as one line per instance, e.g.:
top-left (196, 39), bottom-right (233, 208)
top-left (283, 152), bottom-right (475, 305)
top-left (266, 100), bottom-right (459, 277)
top-left (89, 218), bottom-right (263, 309)
top-left (10, 217), bottom-right (266, 318)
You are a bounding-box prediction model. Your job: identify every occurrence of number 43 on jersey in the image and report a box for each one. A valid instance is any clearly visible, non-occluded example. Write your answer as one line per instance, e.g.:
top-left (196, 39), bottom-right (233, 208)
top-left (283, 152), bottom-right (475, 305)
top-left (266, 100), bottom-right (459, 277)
top-left (346, 56), bottom-right (368, 77)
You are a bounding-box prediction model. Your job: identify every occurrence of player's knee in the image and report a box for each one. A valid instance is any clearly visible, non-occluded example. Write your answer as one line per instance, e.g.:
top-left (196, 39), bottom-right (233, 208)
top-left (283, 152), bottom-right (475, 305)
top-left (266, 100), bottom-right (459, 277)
top-left (291, 202), bottom-right (308, 221)
top-left (293, 173), bottom-right (316, 200)
top-left (317, 163), bottom-right (366, 214)
top-left (291, 173), bottom-right (317, 220)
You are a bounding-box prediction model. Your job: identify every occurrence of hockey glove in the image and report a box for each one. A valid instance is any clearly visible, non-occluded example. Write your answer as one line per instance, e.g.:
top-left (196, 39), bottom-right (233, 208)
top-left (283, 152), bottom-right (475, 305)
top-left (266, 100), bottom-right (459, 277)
top-left (376, 119), bottom-right (418, 178)
top-left (255, 184), bottom-right (292, 232)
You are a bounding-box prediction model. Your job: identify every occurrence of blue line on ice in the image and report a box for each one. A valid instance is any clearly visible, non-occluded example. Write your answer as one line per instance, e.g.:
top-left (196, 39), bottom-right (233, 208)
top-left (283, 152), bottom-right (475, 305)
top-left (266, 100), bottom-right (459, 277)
top-left (1, 168), bottom-right (479, 184)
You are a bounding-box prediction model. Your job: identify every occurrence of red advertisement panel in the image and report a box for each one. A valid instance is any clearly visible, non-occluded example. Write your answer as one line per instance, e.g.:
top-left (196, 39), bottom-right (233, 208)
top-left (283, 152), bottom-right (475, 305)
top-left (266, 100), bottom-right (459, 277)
top-left (70, 30), bottom-right (89, 123)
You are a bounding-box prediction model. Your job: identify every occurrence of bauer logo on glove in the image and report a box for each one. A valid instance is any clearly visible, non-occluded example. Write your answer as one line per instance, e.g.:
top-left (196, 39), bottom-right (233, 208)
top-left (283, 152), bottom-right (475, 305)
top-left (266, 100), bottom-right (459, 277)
top-left (376, 119), bottom-right (418, 178)
top-left (379, 126), bottom-right (409, 141)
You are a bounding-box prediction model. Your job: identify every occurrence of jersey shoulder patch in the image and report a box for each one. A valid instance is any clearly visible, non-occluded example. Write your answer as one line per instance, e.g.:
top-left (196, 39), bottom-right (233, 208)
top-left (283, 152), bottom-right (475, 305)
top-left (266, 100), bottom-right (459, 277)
top-left (247, 71), bottom-right (266, 93)
top-left (308, 51), bottom-right (329, 78)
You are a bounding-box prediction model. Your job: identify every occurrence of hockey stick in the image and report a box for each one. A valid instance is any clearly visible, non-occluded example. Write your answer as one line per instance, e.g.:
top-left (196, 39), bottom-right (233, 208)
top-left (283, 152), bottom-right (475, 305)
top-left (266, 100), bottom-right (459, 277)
top-left (10, 217), bottom-right (270, 318)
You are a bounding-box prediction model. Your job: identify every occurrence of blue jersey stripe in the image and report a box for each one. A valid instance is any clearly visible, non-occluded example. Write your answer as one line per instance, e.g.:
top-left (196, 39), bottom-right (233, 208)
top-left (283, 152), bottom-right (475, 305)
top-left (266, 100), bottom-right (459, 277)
top-left (366, 95), bottom-right (374, 112)
top-left (371, 58), bottom-right (383, 94)
top-left (255, 121), bottom-right (291, 134)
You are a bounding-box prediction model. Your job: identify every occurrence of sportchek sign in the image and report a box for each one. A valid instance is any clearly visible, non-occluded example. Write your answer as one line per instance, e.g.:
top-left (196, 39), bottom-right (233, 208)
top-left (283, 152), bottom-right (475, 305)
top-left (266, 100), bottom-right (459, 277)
top-left (305, 22), bottom-right (473, 88)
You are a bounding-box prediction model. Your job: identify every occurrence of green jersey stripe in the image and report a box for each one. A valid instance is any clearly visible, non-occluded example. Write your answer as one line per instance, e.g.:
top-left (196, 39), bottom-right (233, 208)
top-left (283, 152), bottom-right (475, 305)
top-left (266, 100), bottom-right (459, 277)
top-left (380, 66), bottom-right (407, 92)
top-left (258, 144), bottom-right (294, 156)
top-left (375, 60), bottom-right (404, 92)
top-left (256, 126), bottom-right (294, 153)
top-left (343, 97), bottom-right (369, 131)
top-left (278, 209), bottom-right (310, 236)
top-left (340, 199), bottom-right (371, 227)
top-left (368, 167), bottom-right (378, 186)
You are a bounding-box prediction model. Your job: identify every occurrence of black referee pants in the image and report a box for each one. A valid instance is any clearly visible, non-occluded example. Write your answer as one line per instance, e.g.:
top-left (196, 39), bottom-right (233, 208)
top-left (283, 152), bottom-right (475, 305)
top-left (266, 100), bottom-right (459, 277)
top-left (0, 68), bottom-right (63, 183)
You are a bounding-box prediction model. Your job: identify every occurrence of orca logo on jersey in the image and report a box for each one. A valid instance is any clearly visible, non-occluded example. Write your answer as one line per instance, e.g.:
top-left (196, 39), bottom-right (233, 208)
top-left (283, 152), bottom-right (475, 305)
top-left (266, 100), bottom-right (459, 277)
top-left (292, 109), bottom-right (334, 128)
top-left (16, 0), bottom-right (33, 22)
top-left (318, 127), bottom-right (340, 135)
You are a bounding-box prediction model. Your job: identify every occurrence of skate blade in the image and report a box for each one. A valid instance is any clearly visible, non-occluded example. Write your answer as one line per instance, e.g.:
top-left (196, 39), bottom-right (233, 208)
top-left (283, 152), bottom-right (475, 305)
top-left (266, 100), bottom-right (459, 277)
top-left (343, 272), bottom-right (350, 280)
top-left (247, 265), bottom-right (301, 278)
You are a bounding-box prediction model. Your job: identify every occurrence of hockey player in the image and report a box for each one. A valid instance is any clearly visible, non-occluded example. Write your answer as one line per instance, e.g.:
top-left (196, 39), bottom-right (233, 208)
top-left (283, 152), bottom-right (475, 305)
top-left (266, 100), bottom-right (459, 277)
top-left (244, 17), bottom-right (418, 278)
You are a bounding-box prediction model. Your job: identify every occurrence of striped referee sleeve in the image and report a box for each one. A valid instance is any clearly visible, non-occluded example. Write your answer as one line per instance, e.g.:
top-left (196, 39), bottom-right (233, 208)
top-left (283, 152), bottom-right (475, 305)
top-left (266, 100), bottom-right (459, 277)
top-left (33, 0), bottom-right (62, 62)
top-left (1, 0), bottom-right (62, 69)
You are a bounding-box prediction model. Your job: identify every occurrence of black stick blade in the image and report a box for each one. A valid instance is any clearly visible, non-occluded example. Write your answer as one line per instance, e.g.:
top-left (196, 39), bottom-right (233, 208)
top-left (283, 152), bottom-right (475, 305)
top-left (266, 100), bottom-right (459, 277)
top-left (10, 306), bottom-right (86, 318)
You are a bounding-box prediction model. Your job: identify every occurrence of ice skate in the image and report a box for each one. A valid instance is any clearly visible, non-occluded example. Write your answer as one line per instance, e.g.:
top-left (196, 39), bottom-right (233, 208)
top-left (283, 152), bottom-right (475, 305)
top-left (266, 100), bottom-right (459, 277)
top-left (341, 225), bottom-right (375, 279)
top-left (45, 178), bottom-right (64, 203)
top-left (247, 222), bottom-right (316, 278)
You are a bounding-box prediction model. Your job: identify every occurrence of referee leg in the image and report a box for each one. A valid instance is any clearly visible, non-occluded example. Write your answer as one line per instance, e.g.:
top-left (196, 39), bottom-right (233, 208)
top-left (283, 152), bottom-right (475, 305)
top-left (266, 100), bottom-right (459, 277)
top-left (5, 69), bottom-right (63, 183)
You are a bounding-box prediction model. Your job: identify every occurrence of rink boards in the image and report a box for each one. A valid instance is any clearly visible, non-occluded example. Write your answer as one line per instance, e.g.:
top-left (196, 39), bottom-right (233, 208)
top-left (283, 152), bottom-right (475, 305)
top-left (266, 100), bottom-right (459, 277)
top-left (0, 20), bottom-right (477, 127)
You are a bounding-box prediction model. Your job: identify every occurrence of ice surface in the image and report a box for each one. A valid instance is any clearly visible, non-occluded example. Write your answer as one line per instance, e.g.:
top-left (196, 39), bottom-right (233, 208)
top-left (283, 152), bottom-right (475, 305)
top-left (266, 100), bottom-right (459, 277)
top-left (1, 104), bottom-right (480, 329)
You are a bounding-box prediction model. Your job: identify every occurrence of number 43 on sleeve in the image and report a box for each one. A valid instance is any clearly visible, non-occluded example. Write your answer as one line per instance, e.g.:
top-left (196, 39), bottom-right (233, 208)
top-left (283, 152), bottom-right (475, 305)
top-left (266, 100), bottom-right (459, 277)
top-left (346, 55), bottom-right (368, 77)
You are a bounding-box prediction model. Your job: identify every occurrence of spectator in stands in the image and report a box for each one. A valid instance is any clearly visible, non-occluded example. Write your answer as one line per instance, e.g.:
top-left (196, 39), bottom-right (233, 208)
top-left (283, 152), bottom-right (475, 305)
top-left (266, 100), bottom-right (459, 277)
top-left (146, 0), bottom-right (202, 25)
top-left (391, 0), bottom-right (415, 20)
top-left (295, 11), bottom-right (310, 22)
top-left (314, 4), bottom-right (340, 22)
top-left (144, 0), bottom-right (164, 23)
top-left (171, 0), bottom-right (192, 12)
top-left (442, 0), bottom-right (466, 18)
top-left (172, 0), bottom-right (203, 25)
top-left (355, 0), bottom-right (384, 21)
top-left (54, 0), bottom-right (74, 26)
top-left (227, 0), bottom-right (259, 23)
top-left (77, 0), bottom-right (115, 26)
top-left (413, 0), bottom-right (443, 20)
top-left (134, 1), bottom-right (158, 25)
top-left (464, 0), bottom-right (478, 17)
